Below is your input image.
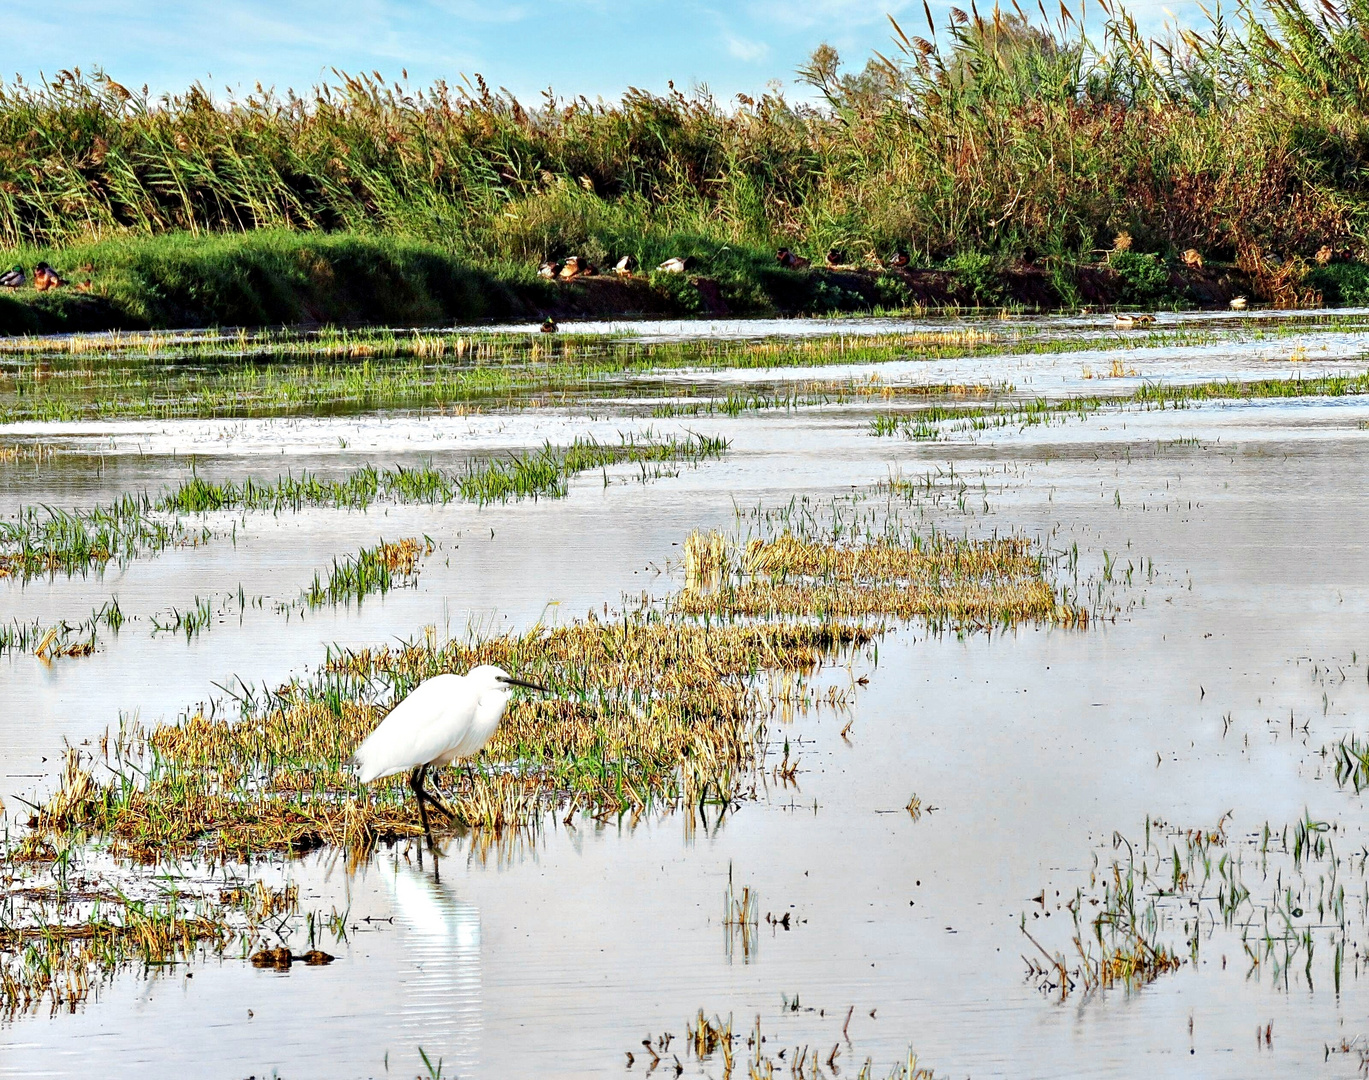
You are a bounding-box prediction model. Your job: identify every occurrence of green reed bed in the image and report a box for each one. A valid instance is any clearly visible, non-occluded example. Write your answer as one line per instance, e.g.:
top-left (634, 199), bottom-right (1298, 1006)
top-left (0, 433), bottom-right (726, 578)
top-left (158, 432), bottom-right (725, 513)
top-left (2, 0), bottom-right (1369, 306)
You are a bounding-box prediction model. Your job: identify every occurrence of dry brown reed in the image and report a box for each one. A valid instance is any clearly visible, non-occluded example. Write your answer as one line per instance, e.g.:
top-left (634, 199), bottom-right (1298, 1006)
top-left (679, 532), bottom-right (1084, 628)
top-left (25, 616), bottom-right (876, 861)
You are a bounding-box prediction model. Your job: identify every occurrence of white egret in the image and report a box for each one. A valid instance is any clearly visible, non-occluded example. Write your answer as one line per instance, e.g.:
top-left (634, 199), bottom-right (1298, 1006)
top-left (353, 665), bottom-right (551, 846)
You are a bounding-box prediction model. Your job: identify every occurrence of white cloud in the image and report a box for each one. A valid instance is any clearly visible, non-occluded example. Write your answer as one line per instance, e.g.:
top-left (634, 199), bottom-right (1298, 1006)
top-left (726, 34), bottom-right (771, 61)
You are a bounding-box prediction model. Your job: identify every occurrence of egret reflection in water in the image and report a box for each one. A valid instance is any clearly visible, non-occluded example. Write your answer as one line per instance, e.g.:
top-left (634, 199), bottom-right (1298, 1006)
top-left (381, 859), bottom-right (483, 1075)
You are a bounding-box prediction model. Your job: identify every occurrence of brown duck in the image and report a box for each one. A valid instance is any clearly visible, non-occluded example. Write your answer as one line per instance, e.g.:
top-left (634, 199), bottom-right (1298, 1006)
top-left (33, 262), bottom-right (65, 291)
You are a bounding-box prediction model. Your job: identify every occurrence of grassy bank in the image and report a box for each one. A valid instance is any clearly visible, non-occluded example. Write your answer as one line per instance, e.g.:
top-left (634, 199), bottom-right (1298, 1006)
top-left (5, 0), bottom-right (1369, 330)
top-left (3, 227), bottom-right (1259, 335)
top-left (0, 230), bottom-right (546, 334)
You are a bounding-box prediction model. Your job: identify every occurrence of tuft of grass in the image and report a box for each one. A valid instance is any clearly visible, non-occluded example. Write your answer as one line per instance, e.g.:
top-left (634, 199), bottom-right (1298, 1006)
top-left (301, 538), bottom-right (427, 609)
top-left (0, 598), bottom-right (122, 658)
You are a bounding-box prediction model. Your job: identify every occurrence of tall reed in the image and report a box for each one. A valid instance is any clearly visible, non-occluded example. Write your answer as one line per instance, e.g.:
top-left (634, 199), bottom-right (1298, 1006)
top-left (1, 0), bottom-right (1366, 292)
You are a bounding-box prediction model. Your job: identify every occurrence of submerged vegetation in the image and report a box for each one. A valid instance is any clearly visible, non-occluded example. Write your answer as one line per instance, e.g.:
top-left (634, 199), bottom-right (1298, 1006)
top-left (870, 371), bottom-right (1369, 440)
top-left (14, 521), bottom-right (1079, 860)
top-left (0, 315), bottom-right (1359, 427)
top-left (0, 326), bottom-right (1014, 424)
top-left (681, 1010), bottom-right (939, 1079)
top-left (1028, 811), bottom-right (1362, 999)
top-left (0, 432), bottom-right (725, 578)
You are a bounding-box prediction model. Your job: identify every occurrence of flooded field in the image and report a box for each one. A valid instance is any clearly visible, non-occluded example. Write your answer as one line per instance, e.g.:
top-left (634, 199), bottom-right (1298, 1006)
top-left (2, 312), bottom-right (1368, 1077)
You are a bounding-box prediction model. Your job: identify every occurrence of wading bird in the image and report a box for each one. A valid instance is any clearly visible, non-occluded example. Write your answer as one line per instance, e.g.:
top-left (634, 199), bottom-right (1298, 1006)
top-left (353, 665), bottom-right (552, 847)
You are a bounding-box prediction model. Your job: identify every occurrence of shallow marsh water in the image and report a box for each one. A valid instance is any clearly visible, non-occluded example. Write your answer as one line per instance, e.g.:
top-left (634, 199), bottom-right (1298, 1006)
top-left (1, 314), bottom-right (1368, 1077)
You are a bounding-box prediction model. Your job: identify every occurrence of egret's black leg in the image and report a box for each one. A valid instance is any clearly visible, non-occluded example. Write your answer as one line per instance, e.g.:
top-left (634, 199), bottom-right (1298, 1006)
top-left (409, 764), bottom-right (436, 849)
top-left (412, 763), bottom-right (458, 822)
top-left (425, 782), bottom-right (460, 823)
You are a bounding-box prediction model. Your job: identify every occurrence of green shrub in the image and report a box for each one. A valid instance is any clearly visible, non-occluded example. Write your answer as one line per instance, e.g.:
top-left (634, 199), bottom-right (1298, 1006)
top-left (1108, 251), bottom-right (1172, 305)
top-left (1048, 265), bottom-right (1082, 308)
top-left (1305, 262), bottom-right (1369, 305)
top-left (945, 252), bottom-right (1003, 305)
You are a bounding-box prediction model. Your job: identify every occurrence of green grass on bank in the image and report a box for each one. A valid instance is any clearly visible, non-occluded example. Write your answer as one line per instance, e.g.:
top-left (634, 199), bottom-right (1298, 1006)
top-left (6, 223), bottom-right (1351, 339)
top-left (0, 227), bottom-right (941, 334)
top-left (0, 230), bottom-right (545, 334)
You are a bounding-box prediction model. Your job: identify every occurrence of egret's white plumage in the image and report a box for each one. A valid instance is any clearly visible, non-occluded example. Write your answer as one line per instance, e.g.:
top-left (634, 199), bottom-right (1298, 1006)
top-left (352, 664), bottom-right (550, 844)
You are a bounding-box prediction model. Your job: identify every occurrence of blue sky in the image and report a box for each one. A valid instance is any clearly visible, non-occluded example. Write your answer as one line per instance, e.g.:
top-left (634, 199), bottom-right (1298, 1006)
top-left (1, 0), bottom-right (1196, 104)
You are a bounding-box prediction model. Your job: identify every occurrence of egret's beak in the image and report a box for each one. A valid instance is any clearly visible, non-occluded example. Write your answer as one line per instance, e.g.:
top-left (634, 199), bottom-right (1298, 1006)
top-left (498, 675), bottom-right (552, 694)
